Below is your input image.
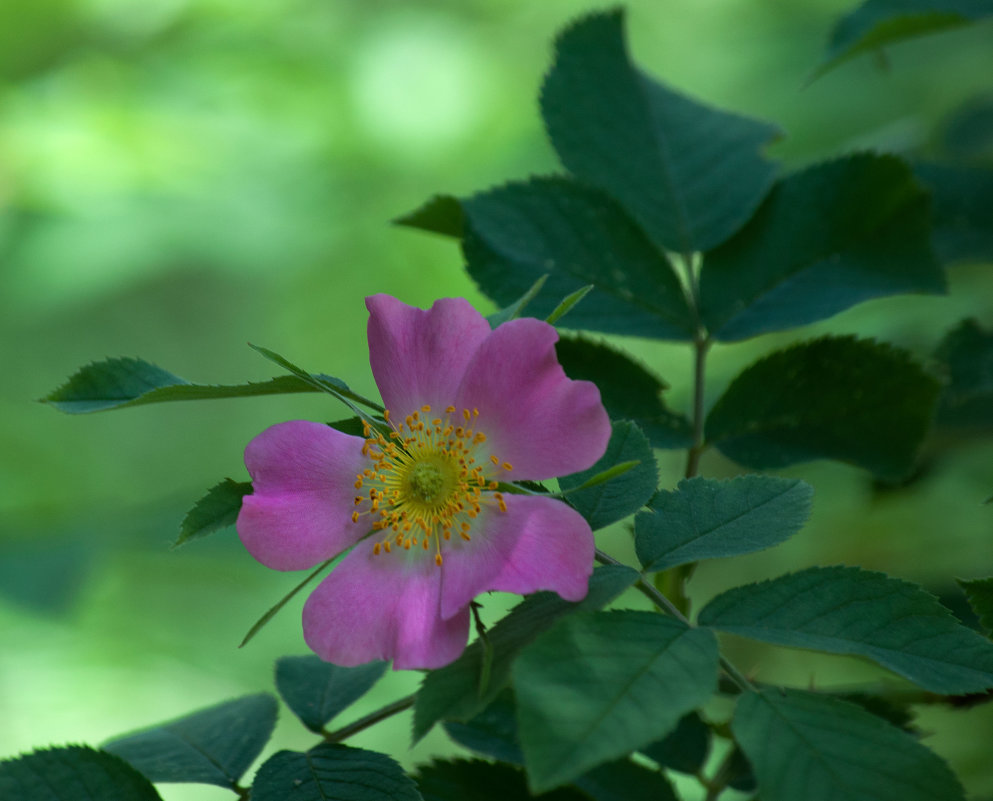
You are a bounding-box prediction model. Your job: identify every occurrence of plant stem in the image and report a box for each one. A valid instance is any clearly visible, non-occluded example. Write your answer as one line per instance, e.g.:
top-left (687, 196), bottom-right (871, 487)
top-left (595, 550), bottom-right (754, 694)
top-left (323, 694), bottom-right (417, 743)
top-left (684, 332), bottom-right (711, 480)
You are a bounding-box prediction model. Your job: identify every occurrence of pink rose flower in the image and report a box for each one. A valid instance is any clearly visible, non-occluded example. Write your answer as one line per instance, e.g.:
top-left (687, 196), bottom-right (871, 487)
top-left (236, 294), bottom-right (611, 669)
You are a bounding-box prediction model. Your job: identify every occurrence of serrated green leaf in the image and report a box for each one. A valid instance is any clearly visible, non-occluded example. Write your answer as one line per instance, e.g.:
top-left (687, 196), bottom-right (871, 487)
top-left (734, 689), bottom-right (965, 801)
top-left (541, 9), bottom-right (779, 254)
top-left (558, 421), bottom-right (657, 531)
top-left (935, 318), bottom-right (993, 428)
top-left (442, 691), bottom-right (677, 801)
top-left (635, 475), bottom-right (813, 572)
top-left (42, 357), bottom-right (351, 414)
top-left (555, 336), bottom-right (692, 449)
top-left (914, 163), bottom-right (993, 266)
top-left (103, 694), bottom-right (278, 787)
top-left (513, 610), bottom-right (719, 792)
top-left (394, 194), bottom-right (464, 238)
top-left (700, 154), bottom-right (944, 341)
top-left (485, 275), bottom-right (548, 329)
top-left (252, 744), bottom-right (422, 801)
top-left (0, 746), bottom-right (163, 801)
top-left (816, 0), bottom-right (993, 77)
top-left (638, 712), bottom-right (711, 775)
top-left (175, 479), bottom-right (252, 548)
top-left (699, 566), bottom-right (993, 694)
top-left (461, 177), bottom-right (694, 340)
top-left (413, 565), bottom-right (638, 741)
top-left (705, 336), bottom-right (942, 480)
top-left (957, 577), bottom-right (993, 635)
top-left (275, 656), bottom-right (388, 733)
top-left (415, 759), bottom-right (586, 801)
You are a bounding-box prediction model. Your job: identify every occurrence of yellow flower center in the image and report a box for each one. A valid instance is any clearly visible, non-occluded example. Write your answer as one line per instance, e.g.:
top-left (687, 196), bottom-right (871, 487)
top-left (351, 404), bottom-right (512, 565)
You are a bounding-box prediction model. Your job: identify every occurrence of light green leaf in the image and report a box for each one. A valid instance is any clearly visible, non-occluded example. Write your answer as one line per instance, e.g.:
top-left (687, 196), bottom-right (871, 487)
top-left (175, 479), bottom-right (252, 548)
top-left (734, 689), bottom-right (965, 801)
top-left (513, 610), bottom-right (719, 792)
top-left (957, 577), bottom-right (993, 635)
top-left (816, 0), bottom-right (993, 77)
top-left (541, 8), bottom-right (779, 254)
top-left (705, 336), bottom-right (942, 481)
top-left (635, 475), bottom-right (813, 572)
top-left (558, 421), bottom-right (657, 530)
top-left (699, 566), bottom-right (993, 694)
top-left (275, 656), bottom-right (388, 733)
top-left (545, 284), bottom-right (593, 326)
top-left (461, 177), bottom-right (695, 340)
top-left (103, 694), bottom-right (278, 788)
top-left (555, 336), bottom-right (692, 449)
top-left (42, 357), bottom-right (351, 414)
top-left (252, 744), bottom-right (422, 801)
top-left (412, 565), bottom-right (638, 741)
top-left (0, 746), bottom-right (163, 801)
top-left (700, 154), bottom-right (944, 341)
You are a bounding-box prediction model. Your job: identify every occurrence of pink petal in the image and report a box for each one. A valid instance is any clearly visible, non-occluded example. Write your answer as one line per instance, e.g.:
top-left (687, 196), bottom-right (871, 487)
top-left (455, 318), bottom-right (611, 480)
top-left (366, 294), bottom-right (491, 417)
top-left (237, 421), bottom-right (368, 571)
top-left (302, 539), bottom-right (471, 669)
top-left (438, 494), bottom-right (594, 620)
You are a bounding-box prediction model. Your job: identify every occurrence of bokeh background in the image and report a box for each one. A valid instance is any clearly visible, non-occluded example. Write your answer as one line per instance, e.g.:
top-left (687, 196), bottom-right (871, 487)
top-left (2, 1), bottom-right (992, 799)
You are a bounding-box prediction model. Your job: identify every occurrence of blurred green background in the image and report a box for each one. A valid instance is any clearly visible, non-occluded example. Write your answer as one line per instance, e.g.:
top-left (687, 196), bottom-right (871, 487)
top-left (2, 1), bottom-right (992, 799)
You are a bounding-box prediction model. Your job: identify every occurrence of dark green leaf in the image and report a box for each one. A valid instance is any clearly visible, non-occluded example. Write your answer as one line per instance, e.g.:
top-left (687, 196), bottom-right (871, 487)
top-left (937, 93), bottom-right (993, 163)
top-left (413, 565), bottom-right (638, 741)
top-left (103, 694), bottom-right (277, 787)
top-left (705, 336), bottom-right (942, 480)
top-left (817, 0), bottom-right (993, 77)
top-left (175, 479), bottom-right (252, 548)
top-left (252, 744), bottom-right (422, 801)
top-left (635, 475), bottom-right (813, 572)
top-left (42, 357), bottom-right (346, 414)
top-left (559, 421), bottom-right (657, 530)
top-left (699, 566), bottom-right (993, 694)
top-left (700, 154), bottom-right (944, 341)
top-left (394, 194), bottom-right (464, 238)
top-left (957, 577), bottom-right (993, 635)
top-left (935, 318), bottom-right (993, 428)
top-left (415, 759), bottom-right (586, 801)
top-left (541, 9), bottom-right (779, 254)
top-left (639, 712), bottom-right (711, 774)
top-left (733, 689), bottom-right (965, 801)
top-left (0, 746), bottom-right (163, 801)
top-left (443, 691), bottom-right (677, 801)
top-left (914, 163), bottom-right (993, 266)
top-left (513, 610), bottom-right (719, 791)
top-left (444, 689), bottom-right (523, 764)
top-left (275, 656), bottom-right (388, 733)
top-left (461, 177), bottom-right (694, 340)
top-left (571, 760), bottom-right (678, 801)
top-left (555, 337), bottom-right (692, 449)
top-left (486, 275), bottom-right (548, 328)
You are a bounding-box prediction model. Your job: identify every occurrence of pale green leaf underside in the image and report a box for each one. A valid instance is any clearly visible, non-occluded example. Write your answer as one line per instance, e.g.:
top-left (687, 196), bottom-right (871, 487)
top-left (734, 689), bottom-right (965, 801)
top-left (699, 565), bottom-right (993, 694)
top-left (513, 610), bottom-right (719, 792)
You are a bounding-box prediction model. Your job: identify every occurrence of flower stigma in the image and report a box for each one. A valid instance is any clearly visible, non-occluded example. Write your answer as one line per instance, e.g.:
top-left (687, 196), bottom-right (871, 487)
top-left (351, 405), bottom-right (512, 565)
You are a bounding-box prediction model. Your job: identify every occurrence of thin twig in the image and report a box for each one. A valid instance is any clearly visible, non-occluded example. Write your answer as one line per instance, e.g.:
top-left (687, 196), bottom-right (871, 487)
top-left (323, 694), bottom-right (417, 743)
